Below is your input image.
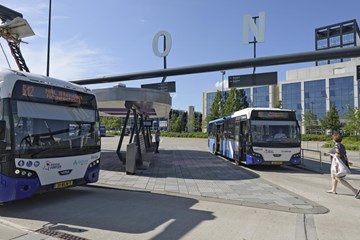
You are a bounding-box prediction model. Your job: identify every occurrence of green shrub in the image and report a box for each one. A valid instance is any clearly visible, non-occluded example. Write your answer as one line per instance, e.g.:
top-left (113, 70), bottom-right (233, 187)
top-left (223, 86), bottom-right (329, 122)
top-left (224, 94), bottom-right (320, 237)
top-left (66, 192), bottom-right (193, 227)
top-left (159, 132), bottom-right (208, 138)
top-left (301, 134), bottom-right (332, 141)
top-left (320, 136), bottom-right (360, 150)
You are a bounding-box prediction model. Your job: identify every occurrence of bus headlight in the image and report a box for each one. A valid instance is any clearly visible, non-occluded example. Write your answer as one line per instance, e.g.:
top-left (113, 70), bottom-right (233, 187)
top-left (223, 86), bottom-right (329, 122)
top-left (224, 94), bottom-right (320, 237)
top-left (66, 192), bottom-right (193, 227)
top-left (252, 151), bottom-right (262, 158)
top-left (87, 159), bottom-right (100, 169)
top-left (14, 168), bottom-right (37, 178)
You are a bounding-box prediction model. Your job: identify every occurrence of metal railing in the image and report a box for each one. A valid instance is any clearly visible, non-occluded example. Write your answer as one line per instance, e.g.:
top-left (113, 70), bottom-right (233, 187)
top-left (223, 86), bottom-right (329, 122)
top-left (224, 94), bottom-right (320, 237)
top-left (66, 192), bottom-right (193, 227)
top-left (301, 148), bottom-right (323, 170)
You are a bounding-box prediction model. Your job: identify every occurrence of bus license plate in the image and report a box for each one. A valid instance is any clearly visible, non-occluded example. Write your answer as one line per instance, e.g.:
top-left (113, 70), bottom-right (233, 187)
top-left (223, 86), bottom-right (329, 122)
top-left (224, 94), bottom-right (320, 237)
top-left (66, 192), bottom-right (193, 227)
top-left (271, 161), bottom-right (283, 165)
top-left (54, 180), bottom-right (73, 189)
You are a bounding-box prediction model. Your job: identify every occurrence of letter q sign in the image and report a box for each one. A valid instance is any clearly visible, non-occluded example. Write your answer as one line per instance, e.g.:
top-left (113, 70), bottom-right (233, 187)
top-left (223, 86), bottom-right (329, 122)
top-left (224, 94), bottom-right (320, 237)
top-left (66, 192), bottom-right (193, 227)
top-left (152, 31), bottom-right (172, 57)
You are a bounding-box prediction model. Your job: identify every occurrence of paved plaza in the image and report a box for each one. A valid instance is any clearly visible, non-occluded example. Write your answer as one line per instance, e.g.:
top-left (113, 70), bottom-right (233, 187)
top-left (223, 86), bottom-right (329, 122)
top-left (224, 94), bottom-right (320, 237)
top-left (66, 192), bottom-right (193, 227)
top-left (2, 136), bottom-right (360, 240)
top-left (97, 137), bottom-right (328, 214)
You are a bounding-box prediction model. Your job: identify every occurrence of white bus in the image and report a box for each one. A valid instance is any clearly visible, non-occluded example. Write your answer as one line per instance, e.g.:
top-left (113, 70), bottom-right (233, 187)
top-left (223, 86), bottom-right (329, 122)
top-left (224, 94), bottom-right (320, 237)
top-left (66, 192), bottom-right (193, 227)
top-left (0, 67), bottom-right (101, 203)
top-left (208, 108), bottom-right (301, 166)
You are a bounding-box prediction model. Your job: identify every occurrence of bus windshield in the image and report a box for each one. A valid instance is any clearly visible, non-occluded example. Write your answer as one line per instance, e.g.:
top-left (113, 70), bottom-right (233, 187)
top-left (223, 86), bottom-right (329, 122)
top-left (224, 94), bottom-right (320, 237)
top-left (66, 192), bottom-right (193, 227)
top-left (250, 120), bottom-right (300, 145)
top-left (12, 100), bottom-right (100, 158)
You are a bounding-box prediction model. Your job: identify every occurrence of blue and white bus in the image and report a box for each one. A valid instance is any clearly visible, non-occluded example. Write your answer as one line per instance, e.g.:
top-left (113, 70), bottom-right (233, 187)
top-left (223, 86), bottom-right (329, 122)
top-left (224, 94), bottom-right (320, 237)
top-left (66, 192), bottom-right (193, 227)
top-left (208, 108), bottom-right (301, 166)
top-left (0, 67), bottom-right (101, 203)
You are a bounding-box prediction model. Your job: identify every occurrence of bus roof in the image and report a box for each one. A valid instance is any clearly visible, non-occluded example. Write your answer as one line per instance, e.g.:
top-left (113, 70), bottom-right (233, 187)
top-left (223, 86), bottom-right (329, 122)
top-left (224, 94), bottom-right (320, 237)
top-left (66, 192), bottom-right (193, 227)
top-left (231, 107), bottom-right (295, 118)
top-left (0, 67), bottom-right (94, 98)
top-left (209, 107), bottom-right (296, 124)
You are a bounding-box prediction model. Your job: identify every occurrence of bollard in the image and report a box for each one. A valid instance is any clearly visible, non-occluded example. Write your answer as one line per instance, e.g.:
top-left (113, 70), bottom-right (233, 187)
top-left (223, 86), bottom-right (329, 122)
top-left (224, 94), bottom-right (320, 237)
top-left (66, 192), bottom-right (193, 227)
top-left (126, 143), bottom-right (137, 174)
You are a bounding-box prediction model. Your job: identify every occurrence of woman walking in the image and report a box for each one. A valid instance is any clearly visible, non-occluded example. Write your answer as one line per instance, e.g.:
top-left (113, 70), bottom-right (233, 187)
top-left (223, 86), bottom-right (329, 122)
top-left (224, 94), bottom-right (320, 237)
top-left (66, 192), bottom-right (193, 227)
top-left (155, 130), bottom-right (160, 153)
top-left (326, 133), bottom-right (360, 198)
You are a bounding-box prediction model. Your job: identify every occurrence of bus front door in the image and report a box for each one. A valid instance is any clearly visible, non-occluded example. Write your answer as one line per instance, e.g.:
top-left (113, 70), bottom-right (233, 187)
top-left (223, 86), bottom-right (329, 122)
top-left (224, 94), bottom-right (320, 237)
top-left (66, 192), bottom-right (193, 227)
top-left (216, 124), bottom-right (221, 153)
top-left (239, 121), bottom-right (247, 162)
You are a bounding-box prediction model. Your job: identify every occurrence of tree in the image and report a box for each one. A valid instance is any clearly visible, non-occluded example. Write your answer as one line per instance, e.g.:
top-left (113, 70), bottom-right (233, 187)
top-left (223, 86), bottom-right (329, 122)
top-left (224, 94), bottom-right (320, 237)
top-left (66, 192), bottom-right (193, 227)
top-left (175, 115), bottom-right (183, 132)
top-left (320, 104), bottom-right (341, 134)
top-left (302, 110), bottom-right (318, 133)
top-left (100, 116), bottom-right (122, 130)
top-left (208, 90), bottom-right (222, 121)
top-left (223, 88), bottom-right (240, 115)
top-left (343, 105), bottom-right (360, 140)
top-left (187, 114), bottom-right (199, 132)
top-left (169, 113), bottom-right (182, 132)
top-left (238, 89), bottom-right (249, 110)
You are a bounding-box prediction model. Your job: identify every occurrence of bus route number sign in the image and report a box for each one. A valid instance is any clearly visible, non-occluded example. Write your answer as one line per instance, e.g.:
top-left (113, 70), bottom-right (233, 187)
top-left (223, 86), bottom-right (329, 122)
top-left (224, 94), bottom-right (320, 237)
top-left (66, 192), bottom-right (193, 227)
top-left (21, 83), bottom-right (81, 104)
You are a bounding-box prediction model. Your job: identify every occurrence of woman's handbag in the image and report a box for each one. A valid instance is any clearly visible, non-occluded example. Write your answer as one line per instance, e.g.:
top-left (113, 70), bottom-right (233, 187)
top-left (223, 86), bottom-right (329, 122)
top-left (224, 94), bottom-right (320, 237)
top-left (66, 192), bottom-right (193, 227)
top-left (331, 156), bottom-right (351, 177)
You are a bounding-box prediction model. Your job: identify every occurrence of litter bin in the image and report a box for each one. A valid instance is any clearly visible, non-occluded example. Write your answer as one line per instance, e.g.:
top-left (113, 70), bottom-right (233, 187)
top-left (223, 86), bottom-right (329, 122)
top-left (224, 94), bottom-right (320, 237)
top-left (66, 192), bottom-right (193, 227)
top-left (126, 143), bottom-right (137, 174)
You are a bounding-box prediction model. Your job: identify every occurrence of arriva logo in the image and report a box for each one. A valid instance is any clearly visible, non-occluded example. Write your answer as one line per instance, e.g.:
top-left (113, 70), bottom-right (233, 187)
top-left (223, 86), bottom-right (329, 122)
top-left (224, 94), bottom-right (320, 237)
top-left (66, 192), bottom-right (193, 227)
top-left (73, 159), bottom-right (89, 166)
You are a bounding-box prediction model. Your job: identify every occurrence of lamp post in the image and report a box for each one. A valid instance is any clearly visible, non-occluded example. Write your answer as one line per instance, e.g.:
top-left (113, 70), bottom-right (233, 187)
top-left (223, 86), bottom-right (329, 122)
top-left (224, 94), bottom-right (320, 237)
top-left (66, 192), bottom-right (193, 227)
top-left (220, 70), bottom-right (226, 115)
top-left (46, 0), bottom-right (52, 76)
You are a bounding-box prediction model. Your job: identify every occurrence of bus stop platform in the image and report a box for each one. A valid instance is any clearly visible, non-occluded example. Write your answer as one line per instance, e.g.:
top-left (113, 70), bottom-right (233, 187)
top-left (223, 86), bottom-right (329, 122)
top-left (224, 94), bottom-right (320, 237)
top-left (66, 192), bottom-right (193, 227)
top-left (3, 137), bottom-right (360, 240)
top-left (96, 136), bottom-right (329, 214)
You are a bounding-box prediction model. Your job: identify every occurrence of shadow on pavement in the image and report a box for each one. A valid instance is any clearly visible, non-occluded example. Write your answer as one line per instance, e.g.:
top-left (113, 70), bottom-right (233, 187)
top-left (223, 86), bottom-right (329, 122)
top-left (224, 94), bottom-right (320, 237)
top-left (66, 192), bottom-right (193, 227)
top-left (0, 186), bottom-right (215, 239)
top-left (100, 149), bottom-right (260, 181)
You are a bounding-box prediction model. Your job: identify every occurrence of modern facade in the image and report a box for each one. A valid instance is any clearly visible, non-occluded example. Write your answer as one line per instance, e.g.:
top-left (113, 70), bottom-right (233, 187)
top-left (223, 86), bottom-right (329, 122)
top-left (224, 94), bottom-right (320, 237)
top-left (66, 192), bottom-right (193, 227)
top-left (203, 20), bottom-right (360, 134)
top-left (315, 19), bottom-right (360, 66)
top-left (281, 58), bottom-right (360, 133)
top-left (203, 59), bottom-right (360, 134)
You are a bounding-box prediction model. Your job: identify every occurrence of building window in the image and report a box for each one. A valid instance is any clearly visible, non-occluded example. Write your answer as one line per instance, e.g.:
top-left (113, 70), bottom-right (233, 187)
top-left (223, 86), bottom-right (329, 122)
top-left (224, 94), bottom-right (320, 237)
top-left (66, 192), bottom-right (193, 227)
top-left (329, 76), bottom-right (354, 118)
top-left (358, 80), bottom-right (360, 108)
top-left (316, 39), bottom-right (328, 49)
top-left (329, 36), bottom-right (341, 47)
top-left (304, 80), bottom-right (326, 120)
top-left (282, 82), bottom-right (301, 120)
top-left (253, 86), bottom-right (269, 107)
top-left (317, 60), bottom-right (328, 66)
top-left (241, 88), bottom-right (251, 106)
top-left (342, 33), bottom-right (354, 44)
top-left (330, 59), bottom-right (341, 64)
top-left (206, 92), bottom-right (216, 115)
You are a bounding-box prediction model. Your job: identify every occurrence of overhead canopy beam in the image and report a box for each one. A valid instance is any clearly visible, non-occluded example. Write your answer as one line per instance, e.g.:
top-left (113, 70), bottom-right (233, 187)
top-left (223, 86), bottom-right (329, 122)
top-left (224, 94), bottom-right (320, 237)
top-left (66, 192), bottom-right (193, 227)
top-left (71, 47), bottom-right (360, 85)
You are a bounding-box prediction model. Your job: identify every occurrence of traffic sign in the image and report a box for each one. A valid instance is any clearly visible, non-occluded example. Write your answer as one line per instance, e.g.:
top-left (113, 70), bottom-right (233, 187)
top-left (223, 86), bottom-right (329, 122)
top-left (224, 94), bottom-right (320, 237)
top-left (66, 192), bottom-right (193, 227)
top-left (141, 81), bottom-right (176, 92)
top-left (229, 72), bottom-right (277, 88)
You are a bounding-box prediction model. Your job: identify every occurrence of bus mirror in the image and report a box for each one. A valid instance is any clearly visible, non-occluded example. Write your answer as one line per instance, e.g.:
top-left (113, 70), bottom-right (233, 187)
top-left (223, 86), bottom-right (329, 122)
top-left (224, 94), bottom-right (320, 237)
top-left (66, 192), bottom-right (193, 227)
top-left (0, 120), bottom-right (5, 141)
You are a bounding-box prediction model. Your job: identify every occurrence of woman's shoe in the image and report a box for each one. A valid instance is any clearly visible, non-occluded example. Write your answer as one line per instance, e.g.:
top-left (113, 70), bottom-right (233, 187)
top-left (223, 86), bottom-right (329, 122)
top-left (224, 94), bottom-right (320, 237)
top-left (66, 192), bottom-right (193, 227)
top-left (355, 189), bottom-right (360, 199)
top-left (326, 190), bottom-right (337, 194)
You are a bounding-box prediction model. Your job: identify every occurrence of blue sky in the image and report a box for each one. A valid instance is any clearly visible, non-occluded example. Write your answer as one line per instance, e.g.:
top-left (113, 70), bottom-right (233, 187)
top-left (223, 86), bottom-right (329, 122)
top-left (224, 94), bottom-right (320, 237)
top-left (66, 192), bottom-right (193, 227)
top-left (1, 0), bottom-right (360, 112)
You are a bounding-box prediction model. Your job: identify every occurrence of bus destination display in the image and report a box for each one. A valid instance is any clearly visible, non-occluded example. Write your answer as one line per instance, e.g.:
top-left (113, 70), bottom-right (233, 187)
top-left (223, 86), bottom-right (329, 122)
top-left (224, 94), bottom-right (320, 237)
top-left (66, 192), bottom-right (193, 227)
top-left (21, 83), bottom-right (81, 103)
top-left (255, 111), bottom-right (292, 119)
top-left (13, 81), bottom-right (96, 108)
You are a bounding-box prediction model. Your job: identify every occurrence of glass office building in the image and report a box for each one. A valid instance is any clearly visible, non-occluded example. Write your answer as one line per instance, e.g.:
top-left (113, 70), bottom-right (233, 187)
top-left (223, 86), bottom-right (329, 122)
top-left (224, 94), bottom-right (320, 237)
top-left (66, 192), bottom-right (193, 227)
top-left (203, 20), bottom-right (360, 133)
top-left (203, 59), bottom-right (360, 133)
top-left (280, 58), bottom-right (360, 133)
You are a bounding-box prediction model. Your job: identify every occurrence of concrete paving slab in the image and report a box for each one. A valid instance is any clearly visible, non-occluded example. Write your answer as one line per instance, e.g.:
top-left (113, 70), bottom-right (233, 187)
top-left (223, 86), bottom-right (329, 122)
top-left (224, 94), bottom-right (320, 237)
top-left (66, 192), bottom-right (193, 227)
top-left (94, 137), bottom-right (329, 214)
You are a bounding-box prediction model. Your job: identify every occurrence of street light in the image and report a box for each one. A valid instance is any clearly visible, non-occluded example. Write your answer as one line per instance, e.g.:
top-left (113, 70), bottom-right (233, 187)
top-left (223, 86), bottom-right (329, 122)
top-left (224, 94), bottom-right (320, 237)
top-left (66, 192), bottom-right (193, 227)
top-left (46, 0), bottom-right (52, 76)
top-left (220, 70), bottom-right (226, 115)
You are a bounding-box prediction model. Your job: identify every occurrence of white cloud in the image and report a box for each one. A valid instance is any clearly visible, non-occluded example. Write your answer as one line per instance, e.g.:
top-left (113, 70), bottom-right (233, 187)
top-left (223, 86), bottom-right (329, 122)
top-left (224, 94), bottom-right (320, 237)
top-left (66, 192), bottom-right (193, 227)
top-left (214, 79), bottom-right (228, 89)
top-left (0, 36), bottom-right (118, 81)
top-left (0, 1), bottom-right (119, 81)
